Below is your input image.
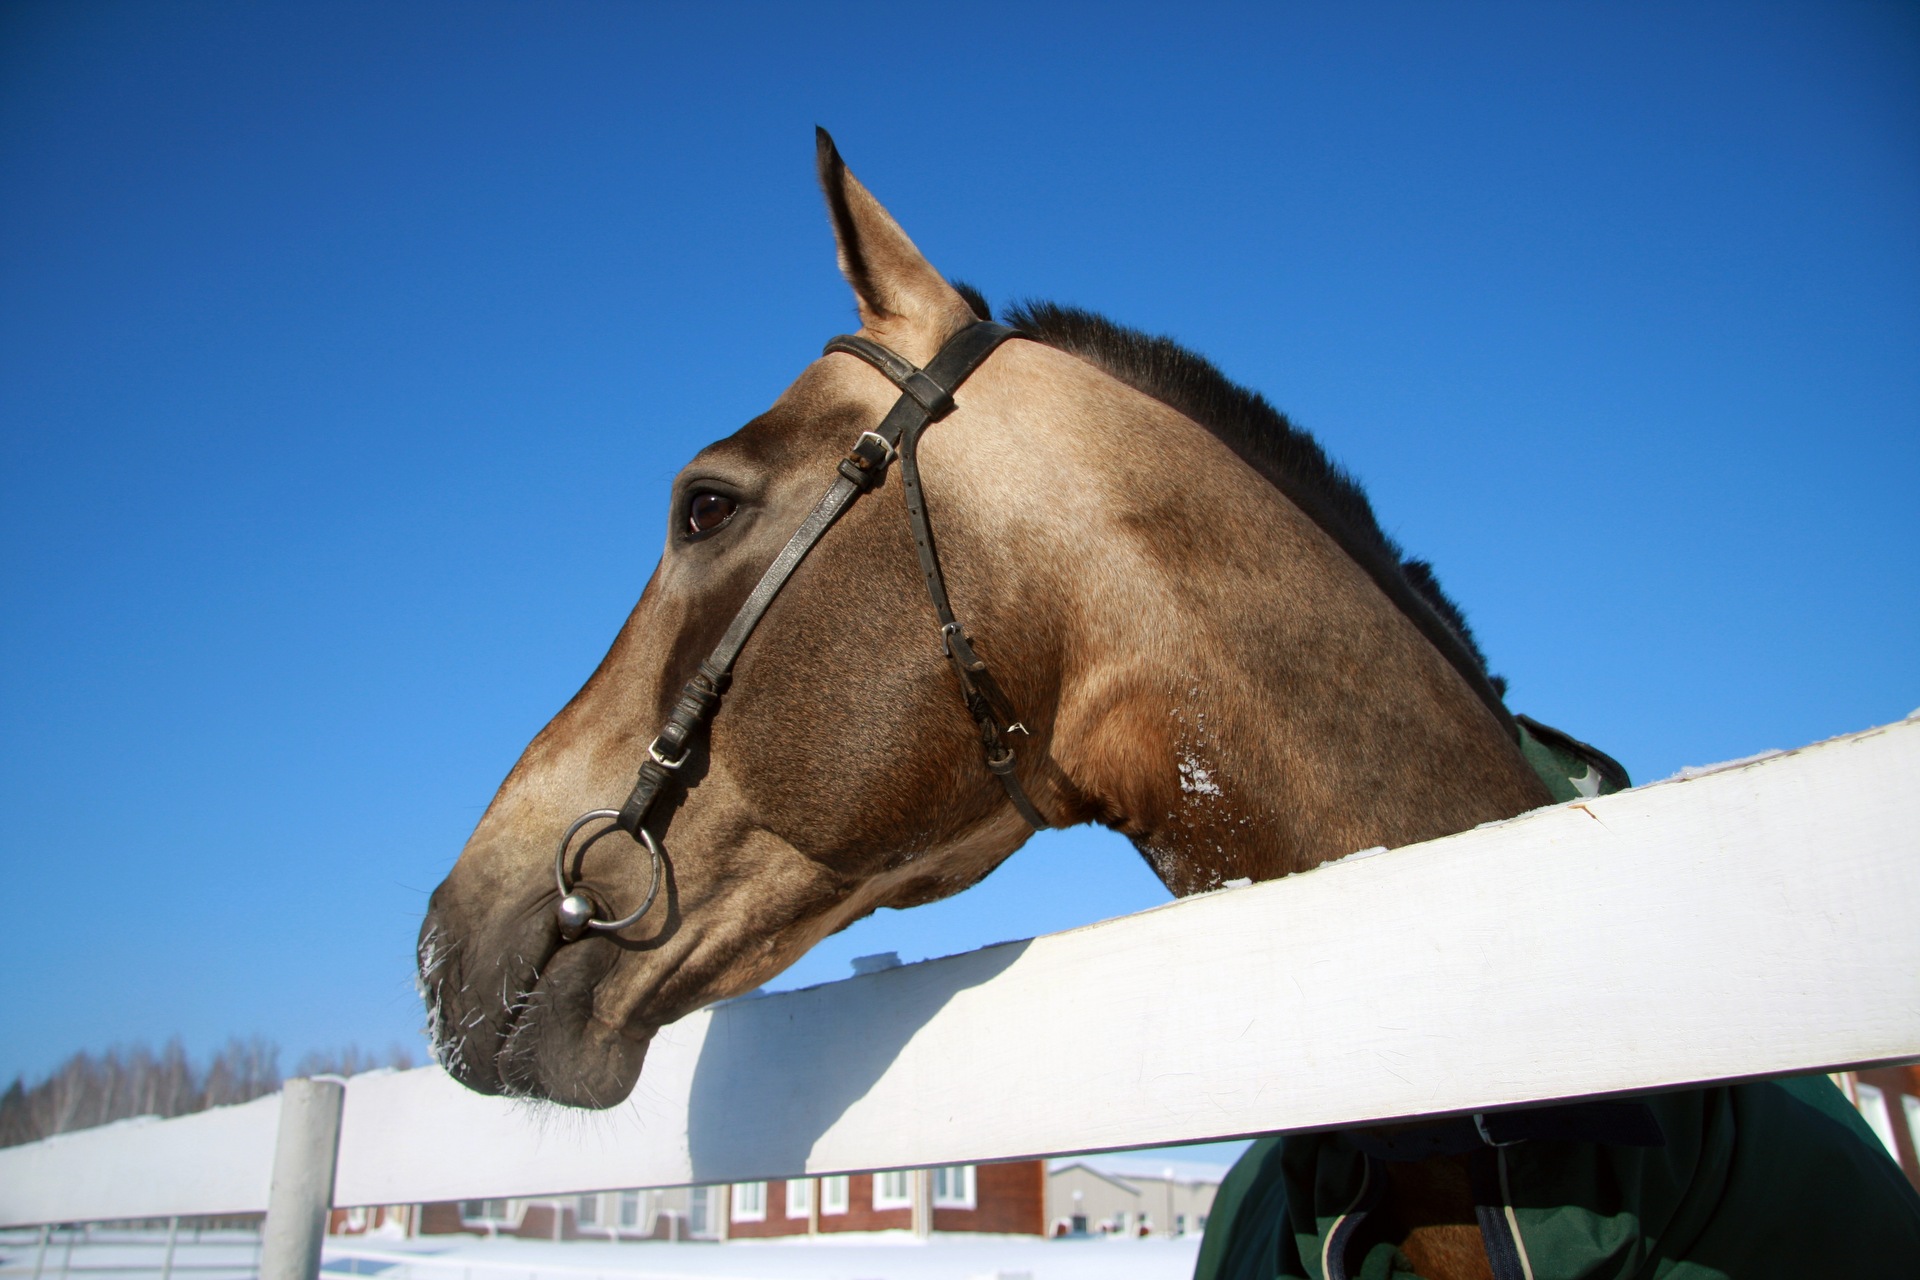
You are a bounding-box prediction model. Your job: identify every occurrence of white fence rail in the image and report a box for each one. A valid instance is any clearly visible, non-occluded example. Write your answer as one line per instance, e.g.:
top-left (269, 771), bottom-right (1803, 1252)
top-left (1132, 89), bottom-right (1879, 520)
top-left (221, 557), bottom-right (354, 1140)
top-left (4, 717), bottom-right (1918, 1230)
top-left (0, 1098), bottom-right (281, 1223)
top-left (0, 1226), bottom-right (263, 1280)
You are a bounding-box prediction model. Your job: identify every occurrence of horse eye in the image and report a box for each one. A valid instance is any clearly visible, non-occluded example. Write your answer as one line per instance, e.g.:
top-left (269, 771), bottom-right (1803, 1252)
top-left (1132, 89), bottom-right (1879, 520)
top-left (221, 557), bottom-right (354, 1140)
top-left (686, 491), bottom-right (738, 536)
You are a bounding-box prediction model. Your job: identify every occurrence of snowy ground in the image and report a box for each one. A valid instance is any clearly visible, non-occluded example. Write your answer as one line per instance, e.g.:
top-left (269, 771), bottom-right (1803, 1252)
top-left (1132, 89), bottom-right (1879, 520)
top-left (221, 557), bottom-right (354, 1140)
top-left (320, 1232), bottom-right (1202, 1280)
top-left (0, 1210), bottom-right (1209, 1280)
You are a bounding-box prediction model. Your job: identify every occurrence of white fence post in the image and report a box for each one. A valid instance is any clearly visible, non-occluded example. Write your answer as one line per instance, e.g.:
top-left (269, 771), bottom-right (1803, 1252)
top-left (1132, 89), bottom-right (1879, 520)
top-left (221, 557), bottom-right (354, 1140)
top-left (259, 1078), bottom-right (345, 1280)
top-left (911, 1169), bottom-right (932, 1239)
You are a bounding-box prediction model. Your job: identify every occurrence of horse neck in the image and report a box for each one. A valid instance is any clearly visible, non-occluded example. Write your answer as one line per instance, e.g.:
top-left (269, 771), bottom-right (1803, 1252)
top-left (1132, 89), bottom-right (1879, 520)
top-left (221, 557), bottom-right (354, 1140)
top-left (1041, 417), bottom-right (1551, 894)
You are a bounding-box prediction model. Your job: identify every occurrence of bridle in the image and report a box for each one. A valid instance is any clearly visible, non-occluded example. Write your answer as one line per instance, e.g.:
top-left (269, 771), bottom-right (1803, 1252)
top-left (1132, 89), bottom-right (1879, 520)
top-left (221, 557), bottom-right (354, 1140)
top-left (553, 320), bottom-right (1048, 940)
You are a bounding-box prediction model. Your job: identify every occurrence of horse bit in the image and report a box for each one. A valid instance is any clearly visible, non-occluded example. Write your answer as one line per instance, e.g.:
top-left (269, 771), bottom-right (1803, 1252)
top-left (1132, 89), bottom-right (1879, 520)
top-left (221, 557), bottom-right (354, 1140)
top-left (554, 320), bottom-right (1048, 940)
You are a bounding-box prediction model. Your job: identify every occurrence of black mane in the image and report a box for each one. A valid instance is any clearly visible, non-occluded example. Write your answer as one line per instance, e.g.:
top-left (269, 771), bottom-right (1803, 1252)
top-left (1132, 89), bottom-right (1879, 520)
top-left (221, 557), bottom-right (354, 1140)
top-left (975, 292), bottom-right (1506, 703)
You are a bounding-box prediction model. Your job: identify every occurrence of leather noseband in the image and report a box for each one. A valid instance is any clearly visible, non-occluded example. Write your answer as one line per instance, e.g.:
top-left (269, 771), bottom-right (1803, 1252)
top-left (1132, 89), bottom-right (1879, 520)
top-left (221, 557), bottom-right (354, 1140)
top-left (554, 321), bottom-right (1047, 940)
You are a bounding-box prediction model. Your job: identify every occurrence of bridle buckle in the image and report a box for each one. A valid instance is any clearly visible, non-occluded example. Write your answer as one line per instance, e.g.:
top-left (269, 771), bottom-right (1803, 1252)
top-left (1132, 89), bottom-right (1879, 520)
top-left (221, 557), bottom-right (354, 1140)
top-left (648, 736), bottom-right (691, 770)
top-left (839, 430), bottom-right (897, 488)
top-left (854, 430), bottom-right (896, 464)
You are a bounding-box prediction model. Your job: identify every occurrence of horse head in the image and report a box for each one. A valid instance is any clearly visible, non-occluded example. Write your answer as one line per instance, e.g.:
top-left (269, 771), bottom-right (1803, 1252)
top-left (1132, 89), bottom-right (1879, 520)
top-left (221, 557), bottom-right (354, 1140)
top-left (419, 131), bottom-right (1547, 1107)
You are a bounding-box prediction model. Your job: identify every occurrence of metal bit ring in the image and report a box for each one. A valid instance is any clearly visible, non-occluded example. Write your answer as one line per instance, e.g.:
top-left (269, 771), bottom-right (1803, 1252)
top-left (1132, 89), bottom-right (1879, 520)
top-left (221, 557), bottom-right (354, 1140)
top-left (553, 809), bottom-right (664, 940)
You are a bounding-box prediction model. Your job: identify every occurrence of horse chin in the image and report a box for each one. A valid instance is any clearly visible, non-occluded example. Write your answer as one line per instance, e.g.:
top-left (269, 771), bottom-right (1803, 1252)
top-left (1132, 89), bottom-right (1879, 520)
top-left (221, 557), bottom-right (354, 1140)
top-left (495, 937), bottom-right (654, 1109)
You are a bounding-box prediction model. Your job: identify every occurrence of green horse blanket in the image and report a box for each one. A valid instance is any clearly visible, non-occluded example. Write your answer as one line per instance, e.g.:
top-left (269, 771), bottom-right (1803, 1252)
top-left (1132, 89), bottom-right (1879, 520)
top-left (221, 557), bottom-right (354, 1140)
top-left (1193, 719), bottom-right (1920, 1280)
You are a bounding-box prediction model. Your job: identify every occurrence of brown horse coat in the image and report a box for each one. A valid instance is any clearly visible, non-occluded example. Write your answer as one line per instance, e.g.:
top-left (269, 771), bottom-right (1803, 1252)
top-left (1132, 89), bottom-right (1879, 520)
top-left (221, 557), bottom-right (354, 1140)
top-left (419, 132), bottom-right (1592, 1277)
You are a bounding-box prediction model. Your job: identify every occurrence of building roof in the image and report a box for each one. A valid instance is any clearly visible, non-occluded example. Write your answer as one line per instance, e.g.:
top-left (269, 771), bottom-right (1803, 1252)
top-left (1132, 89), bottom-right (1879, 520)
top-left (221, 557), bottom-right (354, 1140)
top-left (1047, 1162), bottom-right (1145, 1196)
top-left (1047, 1155), bottom-right (1230, 1188)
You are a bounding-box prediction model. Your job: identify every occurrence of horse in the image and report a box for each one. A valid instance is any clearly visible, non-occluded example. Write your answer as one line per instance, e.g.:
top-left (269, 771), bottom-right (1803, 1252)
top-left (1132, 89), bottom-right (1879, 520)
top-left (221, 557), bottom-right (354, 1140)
top-left (418, 132), bottom-right (1920, 1279)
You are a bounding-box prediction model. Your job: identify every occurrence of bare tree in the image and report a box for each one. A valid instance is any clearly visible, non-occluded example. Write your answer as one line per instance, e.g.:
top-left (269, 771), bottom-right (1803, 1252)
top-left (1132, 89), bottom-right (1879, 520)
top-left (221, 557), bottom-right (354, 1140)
top-left (0, 1037), bottom-right (417, 1148)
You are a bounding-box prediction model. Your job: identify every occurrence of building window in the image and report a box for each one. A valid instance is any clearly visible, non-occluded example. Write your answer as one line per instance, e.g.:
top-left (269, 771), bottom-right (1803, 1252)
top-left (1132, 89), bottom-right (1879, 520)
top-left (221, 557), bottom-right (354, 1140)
top-left (460, 1199), bottom-right (512, 1224)
top-left (1857, 1083), bottom-right (1899, 1156)
top-left (871, 1170), bottom-right (913, 1210)
top-left (731, 1181), bottom-right (767, 1223)
top-left (618, 1189), bottom-right (642, 1229)
top-left (931, 1165), bottom-right (975, 1209)
top-left (1175, 1213), bottom-right (1187, 1235)
top-left (785, 1178), bottom-right (813, 1219)
top-left (576, 1194), bottom-right (598, 1226)
top-left (688, 1187), bottom-right (711, 1237)
top-left (820, 1175), bottom-right (850, 1215)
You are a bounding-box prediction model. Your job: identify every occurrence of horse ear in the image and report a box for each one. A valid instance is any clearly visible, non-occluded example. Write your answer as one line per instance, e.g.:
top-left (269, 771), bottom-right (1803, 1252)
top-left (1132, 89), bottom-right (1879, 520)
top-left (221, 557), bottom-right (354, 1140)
top-left (815, 128), bottom-right (978, 361)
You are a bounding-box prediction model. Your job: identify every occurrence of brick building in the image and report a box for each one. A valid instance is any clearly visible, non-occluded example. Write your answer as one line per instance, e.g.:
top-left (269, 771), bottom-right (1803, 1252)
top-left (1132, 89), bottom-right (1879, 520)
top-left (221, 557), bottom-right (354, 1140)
top-left (718, 1162), bottom-right (1044, 1238)
top-left (337, 1160), bottom-right (1047, 1241)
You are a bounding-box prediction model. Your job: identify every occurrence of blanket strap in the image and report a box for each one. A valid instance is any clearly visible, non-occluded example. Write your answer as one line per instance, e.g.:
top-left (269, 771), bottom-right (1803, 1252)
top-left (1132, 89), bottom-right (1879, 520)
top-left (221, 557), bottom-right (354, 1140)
top-left (1326, 1102), bottom-right (1664, 1280)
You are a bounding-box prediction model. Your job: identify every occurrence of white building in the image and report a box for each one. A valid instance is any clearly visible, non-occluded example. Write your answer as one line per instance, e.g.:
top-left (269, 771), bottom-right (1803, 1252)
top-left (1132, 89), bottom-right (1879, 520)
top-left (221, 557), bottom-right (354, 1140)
top-left (1045, 1155), bottom-right (1224, 1238)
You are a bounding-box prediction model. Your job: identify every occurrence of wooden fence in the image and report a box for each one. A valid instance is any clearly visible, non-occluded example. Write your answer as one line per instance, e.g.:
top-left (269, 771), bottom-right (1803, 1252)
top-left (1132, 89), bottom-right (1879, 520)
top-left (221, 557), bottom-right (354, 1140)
top-left (3, 716), bottom-right (1917, 1273)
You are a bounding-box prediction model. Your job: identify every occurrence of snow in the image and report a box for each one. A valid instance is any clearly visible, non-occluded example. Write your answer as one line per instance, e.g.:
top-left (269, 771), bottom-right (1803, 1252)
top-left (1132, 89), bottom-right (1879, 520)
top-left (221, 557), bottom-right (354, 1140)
top-left (1175, 756), bottom-right (1221, 798)
top-left (1660, 748), bottom-right (1786, 782)
top-left (1330, 846), bottom-right (1388, 866)
top-left (320, 1233), bottom-right (1202, 1280)
top-left (0, 1227), bottom-right (1201, 1280)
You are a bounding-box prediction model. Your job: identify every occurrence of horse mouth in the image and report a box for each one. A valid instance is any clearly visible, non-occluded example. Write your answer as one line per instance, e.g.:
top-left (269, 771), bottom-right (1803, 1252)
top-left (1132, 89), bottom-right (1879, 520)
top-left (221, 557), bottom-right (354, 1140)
top-left (418, 904), bottom-right (654, 1109)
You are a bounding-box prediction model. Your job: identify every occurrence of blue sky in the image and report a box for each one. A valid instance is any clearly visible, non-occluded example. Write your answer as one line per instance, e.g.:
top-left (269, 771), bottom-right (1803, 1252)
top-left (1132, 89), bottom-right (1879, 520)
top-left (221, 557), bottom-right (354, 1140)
top-left (2, 2), bottom-right (1915, 1092)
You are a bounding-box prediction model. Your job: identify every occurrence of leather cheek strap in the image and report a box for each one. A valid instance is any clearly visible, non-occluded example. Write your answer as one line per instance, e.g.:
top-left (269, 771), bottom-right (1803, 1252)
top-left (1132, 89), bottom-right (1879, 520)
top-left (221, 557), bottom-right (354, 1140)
top-left (827, 325), bottom-right (1051, 831)
top-left (613, 321), bottom-right (1051, 846)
